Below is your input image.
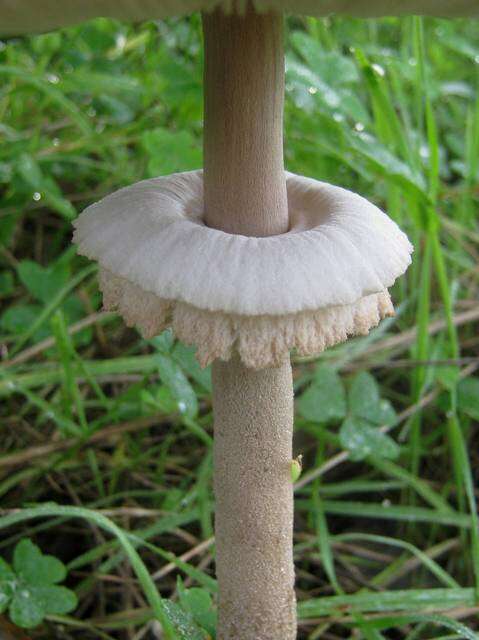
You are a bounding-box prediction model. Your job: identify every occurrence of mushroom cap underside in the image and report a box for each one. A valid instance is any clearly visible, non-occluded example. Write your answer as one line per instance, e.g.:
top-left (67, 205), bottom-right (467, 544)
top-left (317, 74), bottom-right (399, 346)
top-left (98, 269), bottom-right (395, 368)
top-left (1, 0), bottom-right (477, 36)
top-left (73, 170), bottom-right (412, 368)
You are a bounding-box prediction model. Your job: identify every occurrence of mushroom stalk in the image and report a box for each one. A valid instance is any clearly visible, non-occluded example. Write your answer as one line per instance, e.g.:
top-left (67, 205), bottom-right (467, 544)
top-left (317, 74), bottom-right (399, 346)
top-left (203, 7), bottom-right (296, 640)
top-left (203, 6), bottom-right (288, 236)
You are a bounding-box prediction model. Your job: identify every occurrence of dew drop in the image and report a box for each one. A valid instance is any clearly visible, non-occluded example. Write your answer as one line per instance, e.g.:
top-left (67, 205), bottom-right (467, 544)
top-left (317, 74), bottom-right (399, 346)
top-left (177, 400), bottom-right (186, 414)
top-left (116, 33), bottom-right (127, 50)
top-left (419, 144), bottom-right (429, 160)
top-left (372, 63), bottom-right (385, 77)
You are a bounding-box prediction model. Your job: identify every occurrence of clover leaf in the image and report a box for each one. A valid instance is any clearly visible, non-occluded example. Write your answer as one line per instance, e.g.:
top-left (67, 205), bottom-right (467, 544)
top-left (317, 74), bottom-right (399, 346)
top-left (340, 417), bottom-right (399, 462)
top-left (296, 368), bottom-right (399, 462)
top-left (297, 365), bottom-right (347, 424)
top-left (339, 372), bottom-right (399, 461)
top-left (347, 372), bottom-right (396, 424)
top-left (177, 579), bottom-right (217, 638)
top-left (156, 353), bottom-right (199, 419)
top-left (162, 600), bottom-right (209, 640)
top-left (0, 558), bottom-right (16, 612)
top-left (14, 538), bottom-right (67, 585)
top-left (17, 260), bottom-right (69, 305)
top-left (0, 539), bottom-right (77, 629)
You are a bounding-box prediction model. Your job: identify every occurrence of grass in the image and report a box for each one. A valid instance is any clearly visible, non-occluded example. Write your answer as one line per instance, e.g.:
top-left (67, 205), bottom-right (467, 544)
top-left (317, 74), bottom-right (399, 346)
top-left (1, 11), bottom-right (479, 640)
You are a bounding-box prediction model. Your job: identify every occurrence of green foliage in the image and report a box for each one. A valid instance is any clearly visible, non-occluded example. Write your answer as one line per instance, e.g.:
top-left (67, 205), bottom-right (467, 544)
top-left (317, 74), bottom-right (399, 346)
top-left (142, 127), bottom-right (202, 176)
top-left (298, 367), bottom-right (398, 461)
top-left (14, 153), bottom-right (76, 219)
top-left (0, 11), bottom-right (478, 640)
top-left (178, 578), bottom-right (217, 638)
top-left (348, 372), bottom-right (388, 424)
top-left (1, 304), bottom-right (43, 336)
top-left (0, 540), bottom-right (77, 629)
top-left (163, 600), bottom-right (207, 639)
top-left (340, 417), bottom-right (399, 462)
top-left (0, 256), bottom-right (91, 347)
top-left (156, 353), bottom-right (199, 419)
top-left (296, 366), bottom-right (347, 423)
top-left (457, 377), bottom-right (479, 420)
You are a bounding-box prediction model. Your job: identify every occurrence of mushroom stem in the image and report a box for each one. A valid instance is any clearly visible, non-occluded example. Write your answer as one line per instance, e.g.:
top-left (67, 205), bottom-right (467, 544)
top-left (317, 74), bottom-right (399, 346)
top-left (203, 6), bottom-right (288, 237)
top-left (203, 7), bottom-right (296, 639)
top-left (211, 358), bottom-right (296, 639)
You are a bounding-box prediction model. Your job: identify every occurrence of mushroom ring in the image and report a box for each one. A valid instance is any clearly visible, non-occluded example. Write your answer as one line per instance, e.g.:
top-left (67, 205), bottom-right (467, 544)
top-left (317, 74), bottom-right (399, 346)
top-left (73, 170), bottom-right (413, 368)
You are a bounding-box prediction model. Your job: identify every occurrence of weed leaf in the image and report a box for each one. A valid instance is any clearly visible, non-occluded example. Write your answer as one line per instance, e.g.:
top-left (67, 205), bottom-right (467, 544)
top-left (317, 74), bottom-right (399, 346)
top-left (340, 417), bottom-right (399, 462)
top-left (297, 366), bottom-right (347, 423)
top-left (14, 540), bottom-right (66, 585)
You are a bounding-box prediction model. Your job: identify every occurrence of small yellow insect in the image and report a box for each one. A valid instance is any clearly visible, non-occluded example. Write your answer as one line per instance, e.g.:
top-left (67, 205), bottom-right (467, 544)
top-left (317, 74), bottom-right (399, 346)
top-left (290, 454), bottom-right (303, 483)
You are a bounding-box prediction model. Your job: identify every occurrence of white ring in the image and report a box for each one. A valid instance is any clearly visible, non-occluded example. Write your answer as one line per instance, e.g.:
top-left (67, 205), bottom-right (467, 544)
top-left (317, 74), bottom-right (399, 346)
top-left (73, 170), bottom-right (412, 317)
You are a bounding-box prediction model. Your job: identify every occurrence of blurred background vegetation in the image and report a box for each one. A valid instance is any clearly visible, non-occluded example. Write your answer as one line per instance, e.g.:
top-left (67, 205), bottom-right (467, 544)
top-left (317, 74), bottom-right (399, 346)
top-left (0, 12), bottom-right (478, 640)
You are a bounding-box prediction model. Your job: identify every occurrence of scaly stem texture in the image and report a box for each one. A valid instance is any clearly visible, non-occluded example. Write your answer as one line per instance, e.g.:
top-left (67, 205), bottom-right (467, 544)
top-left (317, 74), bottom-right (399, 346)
top-left (203, 7), bottom-right (296, 639)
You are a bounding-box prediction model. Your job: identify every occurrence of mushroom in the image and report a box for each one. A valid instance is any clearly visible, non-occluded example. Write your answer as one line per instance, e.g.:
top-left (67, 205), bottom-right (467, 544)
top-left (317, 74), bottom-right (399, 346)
top-left (73, 170), bottom-right (412, 369)
top-left (2, 2), bottom-right (476, 639)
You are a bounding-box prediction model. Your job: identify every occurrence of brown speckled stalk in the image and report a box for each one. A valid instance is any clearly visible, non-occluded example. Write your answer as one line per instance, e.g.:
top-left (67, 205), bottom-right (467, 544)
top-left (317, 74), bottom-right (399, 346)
top-left (211, 359), bottom-right (296, 639)
top-left (202, 6), bottom-right (296, 639)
